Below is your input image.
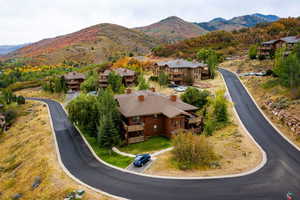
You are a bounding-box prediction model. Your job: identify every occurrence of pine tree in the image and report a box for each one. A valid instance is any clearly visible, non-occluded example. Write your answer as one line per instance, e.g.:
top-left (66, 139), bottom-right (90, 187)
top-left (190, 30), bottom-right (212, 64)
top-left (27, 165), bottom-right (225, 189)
top-left (97, 113), bottom-right (120, 148)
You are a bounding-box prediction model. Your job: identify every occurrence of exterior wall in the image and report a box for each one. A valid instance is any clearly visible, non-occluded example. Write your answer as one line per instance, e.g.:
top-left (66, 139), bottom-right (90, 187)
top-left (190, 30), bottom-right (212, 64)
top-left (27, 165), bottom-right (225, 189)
top-left (153, 64), bottom-right (204, 85)
top-left (65, 78), bottom-right (85, 91)
top-left (125, 114), bottom-right (185, 139)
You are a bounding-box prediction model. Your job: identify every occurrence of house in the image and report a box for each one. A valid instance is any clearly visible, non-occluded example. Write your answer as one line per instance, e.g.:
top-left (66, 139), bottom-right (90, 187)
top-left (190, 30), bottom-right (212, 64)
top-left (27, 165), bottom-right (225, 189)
top-left (258, 36), bottom-right (300, 57)
top-left (63, 72), bottom-right (86, 91)
top-left (99, 68), bottom-right (137, 88)
top-left (153, 59), bottom-right (208, 85)
top-left (115, 89), bottom-right (202, 144)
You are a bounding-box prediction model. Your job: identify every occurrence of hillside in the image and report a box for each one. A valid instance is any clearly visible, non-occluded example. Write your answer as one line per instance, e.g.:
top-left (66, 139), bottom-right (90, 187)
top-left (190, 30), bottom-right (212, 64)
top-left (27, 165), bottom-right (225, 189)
top-left (134, 16), bottom-right (208, 43)
top-left (152, 17), bottom-right (300, 58)
top-left (0, 44), bottom-right (29, 55)
top-left (2, 23), bottom-right (158, 65)
top-left (195, 13), bottom-right (280, 31)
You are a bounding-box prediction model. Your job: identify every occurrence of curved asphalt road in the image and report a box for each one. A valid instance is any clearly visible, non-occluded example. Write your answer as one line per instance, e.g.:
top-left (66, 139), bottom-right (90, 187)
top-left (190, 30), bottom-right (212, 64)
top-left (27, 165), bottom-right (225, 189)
top-left (29, 69), bottom-right (300, 200)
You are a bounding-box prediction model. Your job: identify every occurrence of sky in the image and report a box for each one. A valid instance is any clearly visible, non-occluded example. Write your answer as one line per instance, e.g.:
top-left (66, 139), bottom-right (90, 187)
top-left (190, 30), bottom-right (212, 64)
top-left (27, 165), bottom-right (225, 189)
top-left (0, 0), bottom-right (299, 45)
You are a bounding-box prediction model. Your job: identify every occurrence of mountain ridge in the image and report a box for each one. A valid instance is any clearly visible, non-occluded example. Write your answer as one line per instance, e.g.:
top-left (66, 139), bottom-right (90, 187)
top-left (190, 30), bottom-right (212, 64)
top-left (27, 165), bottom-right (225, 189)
top-left (195, 13), bottom-right (280, 31)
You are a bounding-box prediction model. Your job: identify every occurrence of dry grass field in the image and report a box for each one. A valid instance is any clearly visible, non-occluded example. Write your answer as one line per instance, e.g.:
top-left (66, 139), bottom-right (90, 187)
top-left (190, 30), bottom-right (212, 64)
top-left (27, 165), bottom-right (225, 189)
top-left (0, 101), bottom-right (113, 200)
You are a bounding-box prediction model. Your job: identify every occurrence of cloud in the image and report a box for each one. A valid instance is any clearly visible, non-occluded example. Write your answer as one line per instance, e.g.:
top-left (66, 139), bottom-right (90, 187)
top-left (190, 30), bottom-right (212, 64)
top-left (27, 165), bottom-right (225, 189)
top-left (0, 0), bottom-right (299, 44)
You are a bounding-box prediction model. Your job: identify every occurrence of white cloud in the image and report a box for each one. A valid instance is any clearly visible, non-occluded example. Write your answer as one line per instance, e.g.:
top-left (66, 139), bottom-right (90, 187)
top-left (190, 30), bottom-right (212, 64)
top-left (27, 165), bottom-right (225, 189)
top-left (0, 0), bottom-right (299, 44)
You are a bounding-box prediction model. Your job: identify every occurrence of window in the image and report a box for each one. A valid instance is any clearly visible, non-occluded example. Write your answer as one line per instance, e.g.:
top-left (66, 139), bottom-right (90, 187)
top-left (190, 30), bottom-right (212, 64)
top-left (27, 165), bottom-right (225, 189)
top-left (154, 125), bottom-right (157, 129)
top-left (132, 116), bottom-right (140, 123)
top-left (154, 114), bottom-right (158, 118)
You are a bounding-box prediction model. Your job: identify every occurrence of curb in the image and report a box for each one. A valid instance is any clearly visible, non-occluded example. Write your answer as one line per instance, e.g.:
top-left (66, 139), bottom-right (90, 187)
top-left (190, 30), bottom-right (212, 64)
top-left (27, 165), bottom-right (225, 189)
top-left (220, 68), bottom-right (300, 152)
top-left (56, 80), bottom-right (268, 180)
top-left (31, 100), bottom-right (127, 200)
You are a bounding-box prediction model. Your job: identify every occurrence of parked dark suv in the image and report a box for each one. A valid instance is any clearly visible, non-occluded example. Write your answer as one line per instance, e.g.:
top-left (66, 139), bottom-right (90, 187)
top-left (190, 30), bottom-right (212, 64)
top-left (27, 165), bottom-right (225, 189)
top-left (133, 154), bottom-right (151, 167)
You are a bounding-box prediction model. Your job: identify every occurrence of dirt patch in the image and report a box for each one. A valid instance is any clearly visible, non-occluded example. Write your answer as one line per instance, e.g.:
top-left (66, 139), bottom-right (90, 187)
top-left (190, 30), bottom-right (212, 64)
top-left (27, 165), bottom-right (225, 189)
top-left (0, 101), bottom-right (112, 199)
top-left (15, 87), bottom-right (65, 103)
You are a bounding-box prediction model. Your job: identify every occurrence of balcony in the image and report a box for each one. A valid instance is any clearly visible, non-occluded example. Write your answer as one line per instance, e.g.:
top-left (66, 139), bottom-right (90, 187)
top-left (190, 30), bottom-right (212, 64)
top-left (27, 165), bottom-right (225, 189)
top-left (188, 117), bottom-right (202, 124)
top-left (123, 122), bottom-right (144, 132)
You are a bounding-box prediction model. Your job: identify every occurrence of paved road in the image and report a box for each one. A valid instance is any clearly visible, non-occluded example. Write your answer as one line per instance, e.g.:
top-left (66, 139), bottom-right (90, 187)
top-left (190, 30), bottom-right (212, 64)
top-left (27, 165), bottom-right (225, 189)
top-left (29, 69), bottom-right (300, 200)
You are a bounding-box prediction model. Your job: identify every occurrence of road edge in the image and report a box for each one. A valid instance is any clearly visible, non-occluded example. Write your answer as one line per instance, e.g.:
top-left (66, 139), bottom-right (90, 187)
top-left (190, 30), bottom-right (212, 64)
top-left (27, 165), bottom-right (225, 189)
top-left (220, 68), bottom-right (300, 152)
top-left (37, 100), bottom-right (127, 200)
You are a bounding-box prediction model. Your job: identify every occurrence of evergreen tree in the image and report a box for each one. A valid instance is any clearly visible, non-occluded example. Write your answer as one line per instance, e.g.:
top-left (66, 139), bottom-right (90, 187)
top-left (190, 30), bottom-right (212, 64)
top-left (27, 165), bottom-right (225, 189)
top-left (248, 45), bottom-right (258, 59)
top-left (97, 113), bottom-right (120, 148)
top-left (137, 74), bottom-right (149, 90)
top-left (158, 72), bottom-right (169, 86)
top-left (108, 71), bottom-right (124, 94)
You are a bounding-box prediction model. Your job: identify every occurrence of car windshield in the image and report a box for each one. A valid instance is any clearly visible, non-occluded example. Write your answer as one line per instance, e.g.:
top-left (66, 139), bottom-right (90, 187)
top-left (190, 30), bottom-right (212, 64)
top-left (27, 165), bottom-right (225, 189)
top-left (135, 155), bottom-right (143, 161)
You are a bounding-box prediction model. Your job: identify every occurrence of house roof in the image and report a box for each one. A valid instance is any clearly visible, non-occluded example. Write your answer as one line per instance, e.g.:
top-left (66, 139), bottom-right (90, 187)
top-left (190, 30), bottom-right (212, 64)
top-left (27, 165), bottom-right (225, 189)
top-left (156, 59), bottom-right (207, 69)
top-left (262, 39), bottom-right (278, 45)
top-left (115, 90), bottom-right (198, 118)
top-left (63, 72), bottom-right (85, 80)
top-left (262, 36), bottom-right (300, 45)
top-left (281, 36), bottom-right (300, 44)
top-left (101, 68), bottom-right (136, 77)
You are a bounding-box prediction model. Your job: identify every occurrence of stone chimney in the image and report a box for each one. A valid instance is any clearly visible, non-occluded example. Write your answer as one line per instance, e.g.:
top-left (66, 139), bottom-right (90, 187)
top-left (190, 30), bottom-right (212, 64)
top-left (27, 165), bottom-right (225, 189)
top-left (150, 87), bottom-right (155, 92)
top-left (126, 88), bottom-right (132, 94)
top-left (170, 95), bottom-right (177, 102)
top-left (138, 95), bottom-right (145, 102)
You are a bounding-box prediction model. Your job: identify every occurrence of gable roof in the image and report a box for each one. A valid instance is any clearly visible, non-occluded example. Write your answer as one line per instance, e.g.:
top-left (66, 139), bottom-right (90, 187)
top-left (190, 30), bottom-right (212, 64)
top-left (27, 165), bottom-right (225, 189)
top-left (101, 68), bottom-right (136, 77)
top-left (280, 36), bottom-right (300, 44)
top-left (156, 59), bottom-right (207, 69)
top-left (63, 72), bottom-right (85, 80)
top-left (115, 90), bottom-right (198, 118)
top-left (262, 36), bottom-right (300, 45)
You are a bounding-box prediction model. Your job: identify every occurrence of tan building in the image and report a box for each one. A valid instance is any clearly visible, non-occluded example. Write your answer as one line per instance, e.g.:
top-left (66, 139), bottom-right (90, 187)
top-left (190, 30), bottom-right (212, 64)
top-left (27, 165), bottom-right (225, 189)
top-left (153, 59), bottom-right (208, 85)
top-left (115, 89), bottom-right (202, 144)
top-left (63, 72), bottom-right (86, 91)
top-left (258, 36), bottom-right (300, 57)
top-left (99, 68), bottom-right (137, 88)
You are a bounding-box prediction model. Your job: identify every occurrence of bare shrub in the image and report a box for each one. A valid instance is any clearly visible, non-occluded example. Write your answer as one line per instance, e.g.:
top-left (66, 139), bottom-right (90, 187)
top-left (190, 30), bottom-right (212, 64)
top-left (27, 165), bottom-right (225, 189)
top-left (172, 131), bottom-right (217, 170)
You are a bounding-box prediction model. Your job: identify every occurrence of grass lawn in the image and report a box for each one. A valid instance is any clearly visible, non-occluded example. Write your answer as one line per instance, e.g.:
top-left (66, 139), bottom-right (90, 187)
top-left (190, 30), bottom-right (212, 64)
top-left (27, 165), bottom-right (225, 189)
top-left (80, 130), bottom-right (134, 168)
top-left (119, 136), bottom-right (172, 155)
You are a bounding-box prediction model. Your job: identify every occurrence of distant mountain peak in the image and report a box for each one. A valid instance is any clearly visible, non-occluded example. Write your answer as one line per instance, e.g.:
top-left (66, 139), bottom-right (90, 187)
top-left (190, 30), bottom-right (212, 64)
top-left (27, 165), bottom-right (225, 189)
top-left (209, 17), bottom-right (227, 23)
top-left (195, 13), bottom-right (280, 31)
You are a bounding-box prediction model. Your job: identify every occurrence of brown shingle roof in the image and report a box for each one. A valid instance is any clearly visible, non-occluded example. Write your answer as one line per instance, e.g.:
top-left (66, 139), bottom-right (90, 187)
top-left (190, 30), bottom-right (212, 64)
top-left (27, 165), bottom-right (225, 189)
top-left (156, 59), bottom-right (207, 69)
top-left (63, 72), bottom-right (85, 80)
top-left (101, 68), bottom-right (136, 77)
top-left (115, 90), bottom-right (198, 118)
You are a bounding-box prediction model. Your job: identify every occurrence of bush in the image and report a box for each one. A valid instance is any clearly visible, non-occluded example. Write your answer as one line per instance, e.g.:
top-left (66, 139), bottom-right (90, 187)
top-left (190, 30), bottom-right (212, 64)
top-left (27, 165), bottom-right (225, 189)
top-left (213, 90), bottom-right (228, 123)
top-left (248, 45), bottom-right (258, 59)
top-left (4, 109), bottom-right (17, 125)
top-left (149, 76), bottom-right (158, 82)
top-left (158, 72), bottom-right (169, 86)
top-left (181, 87), bottom-right (210, 109)
top-left (80, 74), bottom-right (98, 93)
top-left (137, 74), bottom-right (149, 90)
top-left (172, 131), bottom-right (217, 170)
top-left (16, 96), bottom-right (25, 105)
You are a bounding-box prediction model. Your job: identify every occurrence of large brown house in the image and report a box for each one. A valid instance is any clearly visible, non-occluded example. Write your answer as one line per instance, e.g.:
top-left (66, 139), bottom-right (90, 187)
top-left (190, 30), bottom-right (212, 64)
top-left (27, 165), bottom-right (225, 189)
top-left (63, 72), bottom-right (86, 91)
top-left (99, 68), bottom-right (136, 88)
top-left (153, 59), bottom-right (208, 85)
top-left (258, 36), bottom-right (300, 57)
top-left (115, 89), bottom-right (202, 144)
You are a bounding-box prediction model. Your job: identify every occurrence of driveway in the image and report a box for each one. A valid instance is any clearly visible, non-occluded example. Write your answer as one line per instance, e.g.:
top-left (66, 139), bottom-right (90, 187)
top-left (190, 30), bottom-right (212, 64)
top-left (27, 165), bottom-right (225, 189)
top-left (126, 159), bottom-right (153, 173)
top-left (27, 69), bottom-right (300, 200)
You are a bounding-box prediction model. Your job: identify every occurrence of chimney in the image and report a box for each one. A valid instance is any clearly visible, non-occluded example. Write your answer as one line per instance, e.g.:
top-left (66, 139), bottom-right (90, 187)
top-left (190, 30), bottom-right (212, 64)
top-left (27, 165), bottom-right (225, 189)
top-left (126, 88), bottom-right (132, 94)
top-left (170, 95), bottom-right (177, 102)
top-left (150, 87), bottom-right (155, 92)
top-left (138, 95), bottom-right (145, 102)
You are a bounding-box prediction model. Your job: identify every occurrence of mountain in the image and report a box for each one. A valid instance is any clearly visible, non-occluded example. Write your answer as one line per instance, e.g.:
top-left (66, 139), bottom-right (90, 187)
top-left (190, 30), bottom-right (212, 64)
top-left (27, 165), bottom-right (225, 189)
top-left (134, 16), bottom-right (208, 43)
top-left (3, 23), bottom-right (158, 65)
top-left (195, 13), bottom-right (280, 31)
top-left (0, 44), bottom-right (29, 55)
